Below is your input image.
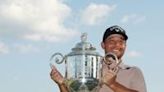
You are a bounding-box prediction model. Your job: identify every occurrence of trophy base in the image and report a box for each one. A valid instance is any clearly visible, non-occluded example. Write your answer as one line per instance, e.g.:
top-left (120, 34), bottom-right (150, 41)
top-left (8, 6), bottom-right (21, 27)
top-left (66, 78), bottom-right (100, 92)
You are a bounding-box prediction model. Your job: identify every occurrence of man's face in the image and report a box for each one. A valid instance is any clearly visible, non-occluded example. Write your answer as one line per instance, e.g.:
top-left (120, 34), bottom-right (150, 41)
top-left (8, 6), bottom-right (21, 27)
top-left (101, 34), bottom-right (126, 59)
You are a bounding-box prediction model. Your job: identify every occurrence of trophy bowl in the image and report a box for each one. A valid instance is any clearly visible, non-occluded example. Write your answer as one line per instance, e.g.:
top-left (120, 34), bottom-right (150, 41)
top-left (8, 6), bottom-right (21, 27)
top-left (66, 78), bottom-right (99, 92)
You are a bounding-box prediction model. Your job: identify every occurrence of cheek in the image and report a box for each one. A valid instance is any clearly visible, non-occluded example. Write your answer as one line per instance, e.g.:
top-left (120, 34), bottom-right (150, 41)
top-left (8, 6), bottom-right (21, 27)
top-left (122, 44), bottom-right (126, 48)
top-left (122, 45), bottom-right (126, 52)
top-left (104, 45), bottom-right (113, 52)
top-left (119, 45), bottom-right (126, 53)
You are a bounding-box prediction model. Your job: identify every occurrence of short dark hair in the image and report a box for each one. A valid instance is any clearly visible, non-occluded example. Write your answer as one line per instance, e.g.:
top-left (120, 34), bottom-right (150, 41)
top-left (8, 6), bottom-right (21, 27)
top-left (103, 25), bottom-right (128, 42)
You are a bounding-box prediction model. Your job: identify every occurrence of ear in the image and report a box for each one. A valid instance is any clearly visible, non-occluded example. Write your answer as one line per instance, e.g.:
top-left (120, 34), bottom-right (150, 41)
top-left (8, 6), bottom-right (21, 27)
top-left (101, 42), bottom-right (105, 49)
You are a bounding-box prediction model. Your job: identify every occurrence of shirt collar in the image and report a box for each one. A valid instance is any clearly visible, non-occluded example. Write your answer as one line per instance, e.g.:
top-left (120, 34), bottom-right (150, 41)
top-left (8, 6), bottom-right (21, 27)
top-left (118, 62), bottom-right (131, 69)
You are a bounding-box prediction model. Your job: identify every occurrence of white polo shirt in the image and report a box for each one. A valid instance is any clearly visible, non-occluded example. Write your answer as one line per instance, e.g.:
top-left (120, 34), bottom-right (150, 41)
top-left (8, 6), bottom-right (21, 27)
top-left (99, 63), bottom-right (147, 92)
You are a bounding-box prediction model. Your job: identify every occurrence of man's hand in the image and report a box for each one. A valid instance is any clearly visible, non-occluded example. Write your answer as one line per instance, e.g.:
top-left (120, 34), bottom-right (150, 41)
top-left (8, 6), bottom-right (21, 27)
top-left (102, 68), bottom-right (117, 86)
top-left (50, 64), bottom-right (65, 85)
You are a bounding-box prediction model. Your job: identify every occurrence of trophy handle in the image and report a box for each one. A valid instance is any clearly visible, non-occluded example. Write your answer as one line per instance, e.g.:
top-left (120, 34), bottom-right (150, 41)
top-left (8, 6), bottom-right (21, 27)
top-left (103, 52), bottom-right (119, 65)
top-left (50, 52), bottom-right (65, 64)
top-left (103, 52), bottom-right (121, 72)
top-left (49, 52), bottom-right (67, 79)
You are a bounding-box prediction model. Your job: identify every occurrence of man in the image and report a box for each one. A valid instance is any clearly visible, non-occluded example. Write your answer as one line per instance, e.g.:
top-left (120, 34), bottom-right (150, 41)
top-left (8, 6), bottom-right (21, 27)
top-left (50, 25), bottom-right (147, 92)
top-left (99, 25), bottom-right (147, 92)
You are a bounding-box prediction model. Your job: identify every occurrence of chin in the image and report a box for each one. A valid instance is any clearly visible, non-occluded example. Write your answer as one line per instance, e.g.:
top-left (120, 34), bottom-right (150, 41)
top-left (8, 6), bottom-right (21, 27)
top-left (115, 53), bottom-right (123, 59)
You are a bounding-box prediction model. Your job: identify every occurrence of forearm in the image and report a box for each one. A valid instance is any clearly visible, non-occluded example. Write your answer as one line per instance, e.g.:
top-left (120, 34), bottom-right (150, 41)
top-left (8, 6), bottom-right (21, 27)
top-left (108, 81), bottom-right (138, 92)
top-left (58, 83), bottom-right (69, 92)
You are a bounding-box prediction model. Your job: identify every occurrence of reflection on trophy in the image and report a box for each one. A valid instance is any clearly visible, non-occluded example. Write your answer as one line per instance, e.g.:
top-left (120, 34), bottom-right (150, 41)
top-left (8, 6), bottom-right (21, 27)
top-left (50, 33), bottom-right (120, 92)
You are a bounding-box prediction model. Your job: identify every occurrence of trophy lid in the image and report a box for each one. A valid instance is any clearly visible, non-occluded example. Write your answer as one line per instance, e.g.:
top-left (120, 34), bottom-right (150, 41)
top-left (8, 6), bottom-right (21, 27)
top-left (67, 33), bottom-right (100, 56)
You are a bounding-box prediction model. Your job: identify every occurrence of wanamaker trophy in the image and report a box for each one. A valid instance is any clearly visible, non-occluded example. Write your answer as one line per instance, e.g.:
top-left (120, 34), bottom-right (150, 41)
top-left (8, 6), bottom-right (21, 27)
top-left (50, 33), bottom-right (120, 92)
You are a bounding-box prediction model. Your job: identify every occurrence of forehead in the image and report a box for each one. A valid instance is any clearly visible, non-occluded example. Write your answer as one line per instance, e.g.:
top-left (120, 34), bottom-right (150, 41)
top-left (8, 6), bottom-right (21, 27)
top-left (106, 34), bottom-right (125, 41)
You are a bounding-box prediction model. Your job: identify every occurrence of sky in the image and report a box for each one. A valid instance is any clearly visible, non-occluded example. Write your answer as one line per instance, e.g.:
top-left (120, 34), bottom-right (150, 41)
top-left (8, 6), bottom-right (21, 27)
top-left (0, 0), bottom-right (164, 92)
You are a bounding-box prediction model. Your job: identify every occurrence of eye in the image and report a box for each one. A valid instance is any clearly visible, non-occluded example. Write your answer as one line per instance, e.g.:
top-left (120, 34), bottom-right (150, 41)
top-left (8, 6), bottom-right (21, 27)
top-left (106, 40), bottom-right (115, 45)
top-left (109, 40), bottom-right (115, 44)
top-left (118, 40), bottom-right (125, 45)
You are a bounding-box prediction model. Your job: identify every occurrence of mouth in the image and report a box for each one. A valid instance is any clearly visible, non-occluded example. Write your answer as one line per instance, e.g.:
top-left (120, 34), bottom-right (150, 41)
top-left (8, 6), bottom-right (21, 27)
top-left (112, 49), bottom-right (120, 53)
top-left (111, 49), bottom-right (122, 56)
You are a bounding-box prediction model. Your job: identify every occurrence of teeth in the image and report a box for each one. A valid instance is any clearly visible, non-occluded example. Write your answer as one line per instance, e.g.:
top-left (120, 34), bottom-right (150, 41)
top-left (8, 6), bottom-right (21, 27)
top-left (113, 50), bottom-right (119, 52)
top-left (113, 50), bottom-right (120, 54)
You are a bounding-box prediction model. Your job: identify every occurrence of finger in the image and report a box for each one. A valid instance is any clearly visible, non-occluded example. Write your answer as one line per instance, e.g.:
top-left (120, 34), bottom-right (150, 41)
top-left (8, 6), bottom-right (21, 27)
top-left (50, 69), bottom-right (58, 78)
top-left (50, 63), bottom-right (57, 70)
top-left (50, 69), bottom-right (58, 77)
top-left (50, 64), bottom-right (59, 74)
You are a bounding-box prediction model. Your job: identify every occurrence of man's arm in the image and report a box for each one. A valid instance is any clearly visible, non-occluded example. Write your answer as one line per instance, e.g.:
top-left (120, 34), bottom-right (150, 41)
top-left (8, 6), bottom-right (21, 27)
top-left (102, 68), bottom-right (138, 92)
top-left (108, 80), bottom-right (138, 92)
top-left (109, 66), bottom-right (147, 92)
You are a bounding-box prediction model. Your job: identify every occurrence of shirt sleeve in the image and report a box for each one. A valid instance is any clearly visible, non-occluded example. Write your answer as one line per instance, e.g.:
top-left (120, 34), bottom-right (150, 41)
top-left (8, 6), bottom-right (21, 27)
top-left (130, 66), bottom-right (147, 92)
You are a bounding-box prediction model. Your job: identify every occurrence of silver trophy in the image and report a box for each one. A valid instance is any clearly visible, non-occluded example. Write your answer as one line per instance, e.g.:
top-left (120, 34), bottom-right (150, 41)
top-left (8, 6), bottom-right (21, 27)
top-left (50, 33), bottom-right (120, 92)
